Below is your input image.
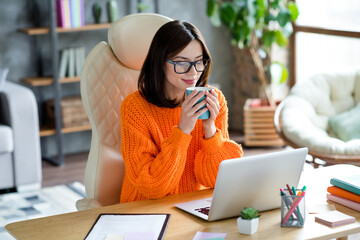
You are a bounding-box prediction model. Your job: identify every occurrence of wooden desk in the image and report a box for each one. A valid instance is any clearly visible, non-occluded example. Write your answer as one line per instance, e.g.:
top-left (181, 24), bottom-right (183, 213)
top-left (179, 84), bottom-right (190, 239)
top-left (6, 164), bottom-right (360, 240)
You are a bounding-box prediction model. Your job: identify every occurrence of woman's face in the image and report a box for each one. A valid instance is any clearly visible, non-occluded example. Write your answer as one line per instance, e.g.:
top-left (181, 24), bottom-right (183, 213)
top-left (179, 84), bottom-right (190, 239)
top-left (164, 40), bottom-right (204, 101)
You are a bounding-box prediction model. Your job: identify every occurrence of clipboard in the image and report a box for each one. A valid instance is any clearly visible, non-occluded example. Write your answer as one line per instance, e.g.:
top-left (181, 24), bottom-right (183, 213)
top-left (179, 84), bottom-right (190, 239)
top-left (84, 213), bottom-right (171, 240)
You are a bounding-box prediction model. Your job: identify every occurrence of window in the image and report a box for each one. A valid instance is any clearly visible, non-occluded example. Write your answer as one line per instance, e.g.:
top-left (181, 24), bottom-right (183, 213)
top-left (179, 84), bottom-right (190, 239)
top-left (293, 0), bottom-right (360, 83)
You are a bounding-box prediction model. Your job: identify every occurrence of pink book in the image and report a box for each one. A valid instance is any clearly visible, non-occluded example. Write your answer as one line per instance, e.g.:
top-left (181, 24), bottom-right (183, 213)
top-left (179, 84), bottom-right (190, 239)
top-left (327, 193), bottom-right (360, 212)
top-left (56, 0), bottom-right (66, 27)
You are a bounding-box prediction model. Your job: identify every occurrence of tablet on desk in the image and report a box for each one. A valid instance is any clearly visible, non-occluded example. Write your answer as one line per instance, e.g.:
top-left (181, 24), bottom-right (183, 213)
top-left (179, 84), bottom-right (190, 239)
top-left (175, 148), bottom-right (308, 221)
top-left (84, 213), bottom-right (171, 240)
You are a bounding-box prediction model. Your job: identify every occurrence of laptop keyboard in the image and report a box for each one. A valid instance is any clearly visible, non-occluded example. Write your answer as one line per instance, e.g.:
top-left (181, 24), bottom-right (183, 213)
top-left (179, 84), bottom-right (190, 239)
top-left (195, 207), bottom-right (210, 216)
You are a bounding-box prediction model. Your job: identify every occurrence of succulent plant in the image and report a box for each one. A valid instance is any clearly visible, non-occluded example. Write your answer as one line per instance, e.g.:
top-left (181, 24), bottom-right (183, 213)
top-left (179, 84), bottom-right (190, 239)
top-left (240, 207), bottom-right (261, 220)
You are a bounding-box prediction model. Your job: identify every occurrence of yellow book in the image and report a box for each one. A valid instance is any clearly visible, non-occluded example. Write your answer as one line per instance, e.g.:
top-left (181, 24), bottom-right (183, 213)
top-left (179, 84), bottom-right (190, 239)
top-left (63, 0), bottom-right (71, 28)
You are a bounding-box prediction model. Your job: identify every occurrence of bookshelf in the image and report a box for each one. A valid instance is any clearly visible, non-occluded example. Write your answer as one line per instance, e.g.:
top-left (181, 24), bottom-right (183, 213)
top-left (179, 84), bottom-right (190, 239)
top-left (22, 76), bottom-right (81, 86)
top-left (18, 23), bottom-right (111, 35)
top-left (20, 0), bottom-right (111, 165)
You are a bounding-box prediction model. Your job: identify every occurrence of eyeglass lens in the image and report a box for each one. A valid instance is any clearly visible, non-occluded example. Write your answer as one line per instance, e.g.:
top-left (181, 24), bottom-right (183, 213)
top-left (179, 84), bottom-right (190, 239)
top-left (175, 60), bottom-right (208, 73)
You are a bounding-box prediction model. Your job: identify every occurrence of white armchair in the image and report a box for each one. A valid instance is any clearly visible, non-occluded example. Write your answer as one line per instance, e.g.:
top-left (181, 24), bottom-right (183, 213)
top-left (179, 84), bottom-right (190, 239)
top-left (0, 81), bottom-right (42, 191)
top-left (275, 67), bottom-right (360, 167)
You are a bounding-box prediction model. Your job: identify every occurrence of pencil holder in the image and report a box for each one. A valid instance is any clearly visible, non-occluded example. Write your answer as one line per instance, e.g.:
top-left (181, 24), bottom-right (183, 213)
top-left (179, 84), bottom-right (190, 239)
top-left (280, 189), bottom-right (305, 227)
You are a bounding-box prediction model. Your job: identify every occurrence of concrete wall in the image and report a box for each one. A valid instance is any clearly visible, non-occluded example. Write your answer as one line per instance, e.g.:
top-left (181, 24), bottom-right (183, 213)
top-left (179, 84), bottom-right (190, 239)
top-left (0, 0), bottom-right (234, 157)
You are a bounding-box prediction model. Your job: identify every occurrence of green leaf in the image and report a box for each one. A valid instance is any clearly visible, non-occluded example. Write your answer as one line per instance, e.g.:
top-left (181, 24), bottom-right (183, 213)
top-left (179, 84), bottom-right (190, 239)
top-left (262, 30), bottom-right (276, 48)
top-left (247, 0), bottom-right (256, 16)
top-left (209, 4), bottom-right (221, 27)
top-left (265, 13), bottom-right (276, 25)
top-left (247, 15), bottom-right (256, 28)
top-left (234, 0), bottom-right (247, 8)
top-left (255, 0), bottom-right (267, 21)
top-left (207, 0), bottom-right (216, 17)
top-left (240, 207), bottom-right (261, 219)
top-left (256, 0), bottom-right (267, 9)
top-left (270, 62), bottom-right (288, 84)
top-left (269, 0), bottom-right (280, 9)
top-left (282, 22), bottom-right (293, 38)
top-left (277, 8), bottom-right (291, 27)
top-left (220, 3), bottom-right (237, 28)
top-left (288, 2), bottom-right (299, 22)
top-left (275, 30), bottom-right (288, 47)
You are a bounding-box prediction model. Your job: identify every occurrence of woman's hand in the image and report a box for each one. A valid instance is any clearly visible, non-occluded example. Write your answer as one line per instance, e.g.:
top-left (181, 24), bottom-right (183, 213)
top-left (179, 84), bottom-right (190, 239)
top-left (178, 90), bottom-right (209, 135)
top-left (202, 89), bottom-right (220, 139)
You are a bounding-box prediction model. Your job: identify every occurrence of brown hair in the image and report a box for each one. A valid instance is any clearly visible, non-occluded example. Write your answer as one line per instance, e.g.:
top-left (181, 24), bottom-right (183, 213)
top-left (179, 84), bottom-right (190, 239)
top-left (138, 20), bottom-right (212, 108)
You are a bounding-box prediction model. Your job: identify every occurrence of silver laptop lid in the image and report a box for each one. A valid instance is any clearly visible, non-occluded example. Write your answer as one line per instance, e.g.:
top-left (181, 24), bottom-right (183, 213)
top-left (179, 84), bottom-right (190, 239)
top-left (208, 148), bottom-right (308, 221)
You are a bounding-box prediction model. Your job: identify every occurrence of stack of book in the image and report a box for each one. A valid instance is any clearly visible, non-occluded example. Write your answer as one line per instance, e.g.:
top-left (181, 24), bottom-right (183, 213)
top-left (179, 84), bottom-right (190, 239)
top-left (56, 0), bottom-right (85, 28)
top-left (59, 47), bottom-right (86, 79)
top-left (327, 175), bottom-right (360, 212)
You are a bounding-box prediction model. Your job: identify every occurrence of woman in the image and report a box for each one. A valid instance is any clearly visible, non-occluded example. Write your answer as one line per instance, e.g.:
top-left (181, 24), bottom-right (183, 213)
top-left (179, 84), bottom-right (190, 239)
top-left (120, 20), bottom-right (243, 203)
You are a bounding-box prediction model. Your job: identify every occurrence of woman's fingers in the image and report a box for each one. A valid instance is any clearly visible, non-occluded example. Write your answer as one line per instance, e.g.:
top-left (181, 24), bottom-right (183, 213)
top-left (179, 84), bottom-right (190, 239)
top-left (194, 106), bottom-right (209, 119)
top-left (187, 91), bottom-right (205, 107)
top-left (205, 90), bottom-right (219, 108)
top-left (188, 99), bottom-right (207, 117)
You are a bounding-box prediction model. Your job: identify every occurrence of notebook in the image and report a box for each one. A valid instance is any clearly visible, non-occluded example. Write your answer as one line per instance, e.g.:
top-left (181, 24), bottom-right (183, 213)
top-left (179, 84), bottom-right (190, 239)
top-left (175, 148), bottom-right (308, 221)
top-left (315, 210), bottom-right (356, 227)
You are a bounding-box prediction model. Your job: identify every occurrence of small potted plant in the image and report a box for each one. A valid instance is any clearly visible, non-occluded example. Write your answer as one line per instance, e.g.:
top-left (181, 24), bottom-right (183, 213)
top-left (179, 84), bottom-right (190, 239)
top-left (237, 207), bottom-right (261, 235)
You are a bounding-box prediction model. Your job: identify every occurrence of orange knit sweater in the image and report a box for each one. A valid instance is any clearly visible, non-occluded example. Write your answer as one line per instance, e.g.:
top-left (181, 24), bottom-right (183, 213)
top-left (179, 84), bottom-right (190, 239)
top-left (120, 88), bottom-right (243, 203)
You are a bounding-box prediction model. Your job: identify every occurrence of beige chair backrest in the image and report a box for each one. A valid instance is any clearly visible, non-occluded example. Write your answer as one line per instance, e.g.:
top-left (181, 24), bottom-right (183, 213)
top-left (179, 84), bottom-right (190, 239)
top-left (80, 13), bottom-right (172, 206)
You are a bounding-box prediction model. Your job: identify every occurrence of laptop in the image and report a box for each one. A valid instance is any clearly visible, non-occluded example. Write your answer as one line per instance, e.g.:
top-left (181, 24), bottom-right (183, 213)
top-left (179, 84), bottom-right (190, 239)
top-left (175, 148), bottom-right (308, 221)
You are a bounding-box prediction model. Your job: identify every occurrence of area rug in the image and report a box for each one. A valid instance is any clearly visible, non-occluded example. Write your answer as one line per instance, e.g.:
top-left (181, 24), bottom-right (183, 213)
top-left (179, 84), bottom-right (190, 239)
top-left (0, 182), bottom-right (86, 240)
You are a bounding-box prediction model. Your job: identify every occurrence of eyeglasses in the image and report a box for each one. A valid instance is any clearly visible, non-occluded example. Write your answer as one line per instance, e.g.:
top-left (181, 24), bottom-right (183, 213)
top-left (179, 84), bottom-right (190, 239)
top-left (166, 59), bottom-right (210, 74)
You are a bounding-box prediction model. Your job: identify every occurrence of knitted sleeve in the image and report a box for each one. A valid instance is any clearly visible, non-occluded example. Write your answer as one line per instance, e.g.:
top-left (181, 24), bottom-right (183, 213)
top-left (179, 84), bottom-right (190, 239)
top-left (121, 96), bottom-right (192, 199)
top-left (194, 89), bottom-right (243, 187)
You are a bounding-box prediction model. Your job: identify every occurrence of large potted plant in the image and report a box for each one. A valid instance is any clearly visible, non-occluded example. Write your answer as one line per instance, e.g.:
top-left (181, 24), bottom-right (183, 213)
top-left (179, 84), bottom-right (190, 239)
top-left (206, 0), bottom-right (299, 134)
top-left (206, 0), bottom-right (299, 106)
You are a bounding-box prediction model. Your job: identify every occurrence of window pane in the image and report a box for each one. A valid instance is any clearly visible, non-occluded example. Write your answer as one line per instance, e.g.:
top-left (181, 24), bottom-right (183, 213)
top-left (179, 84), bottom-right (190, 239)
top-left (296, 32), bottom-right (360, 82)
top-left (296, 0), bottom-right (360, 31)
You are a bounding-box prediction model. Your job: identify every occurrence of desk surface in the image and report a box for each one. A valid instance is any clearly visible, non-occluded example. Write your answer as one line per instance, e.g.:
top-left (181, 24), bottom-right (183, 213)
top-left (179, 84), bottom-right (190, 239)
top-left (6, 164), bottom-right (360, 240)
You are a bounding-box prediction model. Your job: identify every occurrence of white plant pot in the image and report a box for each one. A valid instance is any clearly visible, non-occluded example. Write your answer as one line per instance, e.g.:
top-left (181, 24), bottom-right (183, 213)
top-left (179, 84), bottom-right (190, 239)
top-left (237, 217), bottom-right (259, 235)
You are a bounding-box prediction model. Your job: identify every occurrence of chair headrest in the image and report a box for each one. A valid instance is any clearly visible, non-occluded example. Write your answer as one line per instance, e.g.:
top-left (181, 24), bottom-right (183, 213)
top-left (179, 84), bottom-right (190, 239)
top-left (108, 13), bottom-right (172, 70)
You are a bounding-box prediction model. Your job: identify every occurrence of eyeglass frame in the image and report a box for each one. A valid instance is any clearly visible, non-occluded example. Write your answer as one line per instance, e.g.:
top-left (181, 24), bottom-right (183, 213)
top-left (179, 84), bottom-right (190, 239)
top-left (166, 59), bottom-right (210, 74)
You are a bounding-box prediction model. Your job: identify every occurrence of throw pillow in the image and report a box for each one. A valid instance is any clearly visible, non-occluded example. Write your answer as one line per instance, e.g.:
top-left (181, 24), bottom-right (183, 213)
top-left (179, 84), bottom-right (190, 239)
top-left (328, 102), bottom-right (360, 142)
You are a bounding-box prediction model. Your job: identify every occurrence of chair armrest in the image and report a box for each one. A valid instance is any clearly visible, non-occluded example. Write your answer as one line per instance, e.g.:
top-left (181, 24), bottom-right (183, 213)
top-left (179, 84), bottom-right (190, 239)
top-left (2, 81), bottom-right (42, 186)
top-left (76, 198), bottom-right (102, 211)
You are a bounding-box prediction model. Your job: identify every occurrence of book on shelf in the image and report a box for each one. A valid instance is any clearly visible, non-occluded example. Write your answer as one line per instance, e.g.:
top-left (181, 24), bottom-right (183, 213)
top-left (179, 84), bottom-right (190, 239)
top-left (327, 193), bottom-right (360, 212)
top-left (68, 48), bottom-right (75, 78)
top-left (63, 0), bottom-right (71, 28)
top-left (56, 0), bottom-right (84, 28)
top-left (59, 47), bottom-right (85, 79)
top-left (327, 186), bottom-right (360, 203)
top-left (330, 175), bottom-right (360, 195)
top-left (79, 0), bottom-right (84, 26)
top-left (56, 0), bottom-right (67, 28)
top-left (75, 47), bottom-right (85, 76)
top-left (315, 210), bottom-right (356, 227)
top-left (59, 49), bottom-right (70, 79)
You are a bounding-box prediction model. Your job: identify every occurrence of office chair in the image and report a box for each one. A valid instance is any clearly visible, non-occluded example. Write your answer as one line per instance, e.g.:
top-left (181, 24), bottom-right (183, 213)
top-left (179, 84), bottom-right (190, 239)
top-left (77, 13), bottom-right (172, 210)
